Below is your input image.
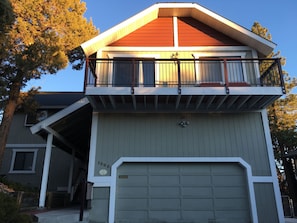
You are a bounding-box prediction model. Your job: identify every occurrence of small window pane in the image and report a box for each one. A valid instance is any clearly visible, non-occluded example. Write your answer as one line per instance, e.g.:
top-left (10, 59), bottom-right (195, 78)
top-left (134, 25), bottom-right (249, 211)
top-left (113, 59), bottom-right (139, 87)
top-left (13, 152), bottom-right (34, 171)
top-left (142, 60), bottom-right (155, 87)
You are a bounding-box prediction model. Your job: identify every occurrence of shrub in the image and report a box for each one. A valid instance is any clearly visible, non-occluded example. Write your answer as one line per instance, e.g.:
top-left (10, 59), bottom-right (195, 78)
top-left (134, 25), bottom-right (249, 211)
top-left (0, 192), bottom-right (32, 223)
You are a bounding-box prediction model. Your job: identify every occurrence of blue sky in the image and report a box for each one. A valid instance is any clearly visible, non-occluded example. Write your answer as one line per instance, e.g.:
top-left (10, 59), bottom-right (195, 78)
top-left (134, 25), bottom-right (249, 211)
top-left (24, 0), bottom-right (297, 92)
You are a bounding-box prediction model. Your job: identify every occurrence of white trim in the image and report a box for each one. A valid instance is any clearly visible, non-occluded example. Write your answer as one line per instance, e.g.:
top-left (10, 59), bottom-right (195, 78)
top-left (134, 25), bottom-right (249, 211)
top-left (173, 16), bottom-right (178, 47)
top-left (87, 112), bottom-right (99, 183)
top-left (103, 46), bottom-right (253, 52)
top-left (30, 97), bottom-right (89, 134)
top-left (261, 110), bottom-right (285, 223)
top-left (107, 157), bottom-right (258, 223)
top-left (252, 176), bottom-right (274, 182)
top-left (9, 148), bottom-right (38, 174)
top-left (107, 53), bottom-right (160, 87)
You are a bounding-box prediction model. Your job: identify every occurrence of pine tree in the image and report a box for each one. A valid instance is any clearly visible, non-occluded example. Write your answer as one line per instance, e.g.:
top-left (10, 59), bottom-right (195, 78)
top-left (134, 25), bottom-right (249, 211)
top-left (0, 0), bottom-right (98, 167)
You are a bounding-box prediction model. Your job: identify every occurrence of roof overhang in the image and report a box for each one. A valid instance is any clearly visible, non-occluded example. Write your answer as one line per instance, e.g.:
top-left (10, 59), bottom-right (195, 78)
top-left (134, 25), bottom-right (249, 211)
top-left (81, 2), bottom-right (276, 57)
top-left (30, 97), bottom-right (92, 159)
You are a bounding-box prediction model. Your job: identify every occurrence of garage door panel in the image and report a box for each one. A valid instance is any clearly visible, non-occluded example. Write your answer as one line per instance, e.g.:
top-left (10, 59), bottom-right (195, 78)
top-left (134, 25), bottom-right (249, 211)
top-left (214, 187), bottom-right (247, 198)
top-left (182, 187), bottom-right (213, 198)
top-left (183, 211), bottom-right (214, 222)
top-left (116, 198), bottom-right (147, 210)
top-left (181, 164), bottom-right (211, 174)
top-left (181, 175), bottom-right (212, 186)
top-left (149, 164), bottom-right (179, 174)
top-left (150, 210), bottom-right (181, 220)
top-left (116, 211), bottom-right (147, 221)
top-left (117, 186), bottom-right (148, 198)
top-left (183, 198), bottom-right (213, 210)
top-left (216, 210), bottom-right (250, 223)
top-left (118, 175), bottom-right (147, 186)
top-left (150, 175), bottom-right (179, 186)
top-left (212, 175), bottom-right (245, 186)
top-left (150, 186), bottom-right (179, 197)
top-left (214, 198), bottom-right (248, 210)
top-left (150, 198), bottom-right (180, 210)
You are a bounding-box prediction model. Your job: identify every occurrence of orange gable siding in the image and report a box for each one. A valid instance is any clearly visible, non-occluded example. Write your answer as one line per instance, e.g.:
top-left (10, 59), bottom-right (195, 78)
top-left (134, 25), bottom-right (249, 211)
top-left (178, 17), bottom-right (241, 46)
top-left (109, 17), bottom-right (174, 47)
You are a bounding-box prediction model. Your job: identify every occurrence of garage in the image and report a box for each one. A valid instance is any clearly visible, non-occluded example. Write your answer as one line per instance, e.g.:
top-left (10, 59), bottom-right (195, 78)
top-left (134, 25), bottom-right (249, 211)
top-left (115, 162), bottom-right (251, 223)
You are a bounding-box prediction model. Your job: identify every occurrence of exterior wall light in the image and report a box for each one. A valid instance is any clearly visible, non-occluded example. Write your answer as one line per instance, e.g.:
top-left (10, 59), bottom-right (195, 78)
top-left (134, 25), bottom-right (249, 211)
top-left (178, 120), bottom-right (190, 128)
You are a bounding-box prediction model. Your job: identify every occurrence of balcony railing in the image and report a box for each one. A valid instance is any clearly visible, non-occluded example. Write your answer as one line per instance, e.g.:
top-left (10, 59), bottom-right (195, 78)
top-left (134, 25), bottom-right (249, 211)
top-left (84, 57), bottom-right (285, 94)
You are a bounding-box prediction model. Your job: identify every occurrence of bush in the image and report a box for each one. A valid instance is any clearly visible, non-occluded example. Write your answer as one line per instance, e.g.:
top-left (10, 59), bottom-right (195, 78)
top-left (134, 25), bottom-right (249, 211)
top-left (0, 192), bottom-right (32, 223)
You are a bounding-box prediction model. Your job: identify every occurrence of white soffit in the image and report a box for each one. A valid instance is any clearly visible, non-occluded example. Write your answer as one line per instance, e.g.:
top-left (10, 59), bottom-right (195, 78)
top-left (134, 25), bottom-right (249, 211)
top-left (81, 2), bottom-right (276, 57)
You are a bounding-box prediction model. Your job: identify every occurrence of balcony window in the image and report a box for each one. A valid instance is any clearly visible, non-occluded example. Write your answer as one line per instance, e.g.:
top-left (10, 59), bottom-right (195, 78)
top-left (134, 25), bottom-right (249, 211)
top-left (194, 53), bottom-right (246, 85)
top-left (113, 58), bottom-right (155, 87)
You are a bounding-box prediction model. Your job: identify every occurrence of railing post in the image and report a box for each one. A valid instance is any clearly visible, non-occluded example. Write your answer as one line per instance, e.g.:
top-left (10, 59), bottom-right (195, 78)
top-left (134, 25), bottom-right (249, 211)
top-left (83, 58), bottom-right (89, 92)
top-left (223, 59), bottom-right (230, 94)
top-left (277, 58), bottom-right (286, 94)
top-left (131, 59), bottom-right (135, 94)
top-left (177, 59), bottom-right (181, 94)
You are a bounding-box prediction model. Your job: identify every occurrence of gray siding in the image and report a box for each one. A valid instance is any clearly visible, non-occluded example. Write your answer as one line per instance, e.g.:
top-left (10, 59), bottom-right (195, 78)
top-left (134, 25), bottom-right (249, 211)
top-left (94, 112), bottom-right (271, 176)
top-left (7, 113), bottom-right (45, 144)
top-left (254, 183), bottom-right (279, 223)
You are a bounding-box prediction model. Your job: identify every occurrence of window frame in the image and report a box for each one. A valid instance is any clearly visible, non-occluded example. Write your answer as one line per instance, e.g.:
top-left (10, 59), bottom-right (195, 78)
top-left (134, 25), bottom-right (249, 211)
top-left (193, 52), bottom-right (247, 85)
top-left (9, 149), bottom-right (38, 174)
top-left (107, 53), bottom-right (160, 87)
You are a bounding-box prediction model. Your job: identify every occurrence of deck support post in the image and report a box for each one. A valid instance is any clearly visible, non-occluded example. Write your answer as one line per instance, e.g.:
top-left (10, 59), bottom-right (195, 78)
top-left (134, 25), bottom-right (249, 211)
top-left (39, 133), bottom-right (53, 208)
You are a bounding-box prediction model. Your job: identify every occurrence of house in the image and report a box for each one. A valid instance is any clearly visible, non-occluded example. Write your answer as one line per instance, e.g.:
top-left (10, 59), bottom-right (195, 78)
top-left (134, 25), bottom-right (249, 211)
top-left (0, 92), bottom-right (89, 207)
top-left (29, 2), bottom-right (286, 223)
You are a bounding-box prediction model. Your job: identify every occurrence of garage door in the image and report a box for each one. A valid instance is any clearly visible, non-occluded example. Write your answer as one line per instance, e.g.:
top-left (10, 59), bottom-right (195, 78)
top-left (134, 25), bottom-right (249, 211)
top-left (115, 162), bottom-right (251, 223)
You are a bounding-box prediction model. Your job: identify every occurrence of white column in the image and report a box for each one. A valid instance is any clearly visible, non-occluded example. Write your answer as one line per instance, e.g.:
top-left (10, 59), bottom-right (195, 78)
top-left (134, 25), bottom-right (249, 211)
top-left (68, 149), bottom-right (75, 199)
top-left (39, 133), bottom-right (53, 208)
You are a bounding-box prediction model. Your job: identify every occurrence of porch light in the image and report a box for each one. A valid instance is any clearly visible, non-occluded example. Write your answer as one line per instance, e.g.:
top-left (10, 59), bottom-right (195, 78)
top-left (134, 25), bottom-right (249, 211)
top-left (178, 120), bottom-right (189, 128)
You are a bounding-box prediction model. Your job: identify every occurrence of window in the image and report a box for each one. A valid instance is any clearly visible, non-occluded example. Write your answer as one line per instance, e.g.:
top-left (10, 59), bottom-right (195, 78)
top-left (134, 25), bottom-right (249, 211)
top-left (113, 58), bottom-right (155, 87)
top-left (193, 53), bottom-right (247, 85)
top-left (10, 149), bottom-right (37, 173)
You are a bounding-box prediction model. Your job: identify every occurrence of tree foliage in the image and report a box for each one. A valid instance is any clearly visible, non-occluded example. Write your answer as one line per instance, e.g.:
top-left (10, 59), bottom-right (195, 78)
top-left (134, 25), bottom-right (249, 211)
top-left (252, 22), bottom-right (297, 206)
top-left (0, 0), bottom-right (98, 166)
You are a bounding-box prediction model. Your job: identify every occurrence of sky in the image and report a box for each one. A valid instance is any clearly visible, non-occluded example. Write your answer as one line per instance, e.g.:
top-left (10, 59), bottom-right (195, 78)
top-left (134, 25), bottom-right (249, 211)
top-left (24, 0), bottom-right (297, 92)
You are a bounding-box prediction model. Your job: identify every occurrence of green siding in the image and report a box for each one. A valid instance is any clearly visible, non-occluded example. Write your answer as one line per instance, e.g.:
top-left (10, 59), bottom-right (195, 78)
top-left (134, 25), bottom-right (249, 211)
top-left (94, 112), bottom-right (271, 176)
top-left (254, 183), bottom-right (279, 223)
top-left (89, 188), bottom-right (110, 223)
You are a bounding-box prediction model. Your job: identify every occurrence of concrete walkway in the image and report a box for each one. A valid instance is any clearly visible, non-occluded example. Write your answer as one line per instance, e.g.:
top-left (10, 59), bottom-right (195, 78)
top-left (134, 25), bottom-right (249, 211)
top-left (31, 207), bottom-right (89, 223)
top-left (286, 218), bottom-right (297, 223)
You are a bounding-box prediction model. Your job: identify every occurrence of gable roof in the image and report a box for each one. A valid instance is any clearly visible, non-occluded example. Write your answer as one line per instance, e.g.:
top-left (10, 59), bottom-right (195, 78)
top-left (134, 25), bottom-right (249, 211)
top-left (81, 2), bottom-right (276, 57)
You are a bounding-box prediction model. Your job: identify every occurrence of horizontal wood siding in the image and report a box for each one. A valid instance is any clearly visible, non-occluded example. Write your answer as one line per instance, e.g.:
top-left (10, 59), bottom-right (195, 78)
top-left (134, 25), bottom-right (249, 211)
top-left (109, 17), bottom-right (174, 47)
top-left (95, 112), bottom-right (270, 176)
top-left (178, 17), bottom-right (242, 46)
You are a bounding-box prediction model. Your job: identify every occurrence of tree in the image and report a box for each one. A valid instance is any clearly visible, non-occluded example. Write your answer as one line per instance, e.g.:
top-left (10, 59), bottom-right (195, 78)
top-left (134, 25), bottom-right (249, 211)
top-left (252, 22), bottom-right (297, 209)
top-left (0, 0), bottom-right (98, 167)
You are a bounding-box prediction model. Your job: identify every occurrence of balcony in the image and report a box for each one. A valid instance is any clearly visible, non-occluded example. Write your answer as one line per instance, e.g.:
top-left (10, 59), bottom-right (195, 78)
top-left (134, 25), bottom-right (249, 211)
top-left (84, 57), bottom-right (285, 112)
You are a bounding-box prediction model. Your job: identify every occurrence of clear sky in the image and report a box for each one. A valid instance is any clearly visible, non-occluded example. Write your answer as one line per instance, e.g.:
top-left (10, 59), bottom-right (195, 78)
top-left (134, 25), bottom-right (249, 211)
top-left (24, 0), bottom-right (297, 92)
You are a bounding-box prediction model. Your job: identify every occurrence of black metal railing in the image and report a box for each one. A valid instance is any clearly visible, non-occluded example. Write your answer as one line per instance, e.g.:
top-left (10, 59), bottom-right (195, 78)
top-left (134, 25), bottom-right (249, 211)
top-left (84, 58), bottom-right (285, 94)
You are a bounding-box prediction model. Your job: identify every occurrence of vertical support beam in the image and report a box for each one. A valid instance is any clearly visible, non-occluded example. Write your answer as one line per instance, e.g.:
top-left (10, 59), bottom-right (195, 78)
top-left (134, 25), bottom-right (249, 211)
top-left (39, 133), bottom-right (53, 208)
top-left (68, 149), bottom-right (75, 199)
top-left (223, 59), bottom-right (230, 94)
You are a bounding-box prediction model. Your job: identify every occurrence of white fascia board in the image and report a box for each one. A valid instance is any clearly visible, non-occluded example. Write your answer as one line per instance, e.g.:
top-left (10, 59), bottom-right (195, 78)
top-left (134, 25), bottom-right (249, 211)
top-left (30, 97), bottom-right (89, 134)
top-left (81, 4), bottom-right (159, 57)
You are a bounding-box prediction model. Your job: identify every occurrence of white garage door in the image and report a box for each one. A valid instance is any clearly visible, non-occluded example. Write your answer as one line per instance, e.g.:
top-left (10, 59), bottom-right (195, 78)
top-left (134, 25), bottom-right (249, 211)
top-left (115, 162), bottom-right (251, 223)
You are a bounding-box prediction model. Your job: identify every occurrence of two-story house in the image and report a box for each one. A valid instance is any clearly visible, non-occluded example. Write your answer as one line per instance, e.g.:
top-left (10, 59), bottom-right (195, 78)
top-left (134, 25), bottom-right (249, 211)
top-left (30, 3), bottom-right (285, 223)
